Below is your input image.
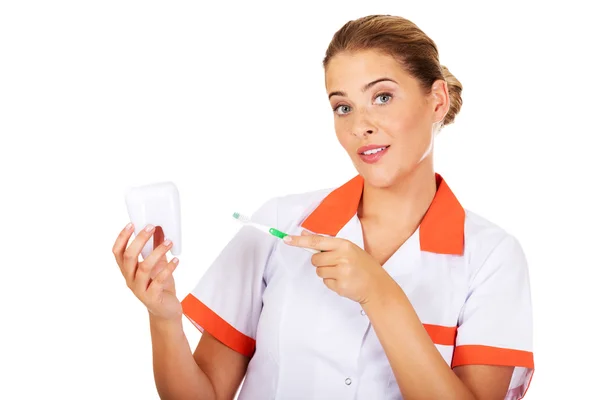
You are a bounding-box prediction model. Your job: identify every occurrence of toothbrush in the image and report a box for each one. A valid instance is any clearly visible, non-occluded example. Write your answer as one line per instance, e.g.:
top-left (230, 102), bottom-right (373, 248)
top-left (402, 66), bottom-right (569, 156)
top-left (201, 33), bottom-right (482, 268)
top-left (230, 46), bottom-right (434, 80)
top-left (232, 212), bottom-right (319, 253)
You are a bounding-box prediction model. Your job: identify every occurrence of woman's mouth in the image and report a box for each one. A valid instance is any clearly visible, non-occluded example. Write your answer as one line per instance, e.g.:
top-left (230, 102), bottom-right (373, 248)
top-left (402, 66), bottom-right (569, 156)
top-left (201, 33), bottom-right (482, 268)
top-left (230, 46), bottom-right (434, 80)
top-left (357, 145), bottom-right (390, 164)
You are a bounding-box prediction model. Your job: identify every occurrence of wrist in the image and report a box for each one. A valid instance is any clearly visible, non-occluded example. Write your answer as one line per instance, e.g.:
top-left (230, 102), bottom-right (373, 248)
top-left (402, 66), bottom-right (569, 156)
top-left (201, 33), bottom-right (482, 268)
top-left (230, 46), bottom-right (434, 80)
top-left (361, 273), bottom-right (404, 312)
top-left (149, 312), bottom-right (184, 335)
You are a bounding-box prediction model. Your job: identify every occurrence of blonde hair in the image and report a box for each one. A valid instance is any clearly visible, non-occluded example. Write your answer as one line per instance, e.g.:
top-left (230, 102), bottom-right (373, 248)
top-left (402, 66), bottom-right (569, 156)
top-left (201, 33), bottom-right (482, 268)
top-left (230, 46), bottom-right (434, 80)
top-left (324, 15), bottom-right (463, 128)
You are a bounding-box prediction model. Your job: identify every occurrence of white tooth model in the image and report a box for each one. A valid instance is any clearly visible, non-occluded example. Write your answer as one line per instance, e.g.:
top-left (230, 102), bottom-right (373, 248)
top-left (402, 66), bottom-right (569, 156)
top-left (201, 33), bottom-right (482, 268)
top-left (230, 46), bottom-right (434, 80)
top-left (124, 181), bottom-right (182, 259)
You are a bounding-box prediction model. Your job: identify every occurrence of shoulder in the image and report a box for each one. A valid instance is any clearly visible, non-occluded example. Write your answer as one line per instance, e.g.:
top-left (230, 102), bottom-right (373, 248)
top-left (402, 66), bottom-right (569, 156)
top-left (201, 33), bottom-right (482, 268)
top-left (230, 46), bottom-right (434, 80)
top-left (253, 186), bottom-right (335, 227)
top-left (463, 209), bottom-right (528, 277)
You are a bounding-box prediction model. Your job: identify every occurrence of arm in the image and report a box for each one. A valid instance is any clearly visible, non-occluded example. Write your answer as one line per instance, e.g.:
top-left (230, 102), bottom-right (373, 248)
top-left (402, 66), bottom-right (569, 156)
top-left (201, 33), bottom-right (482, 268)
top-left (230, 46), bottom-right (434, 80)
top-left (164, 198), bottom-right (280, 398)
top-left (193, 330), bottom-right (250, 400)
top-left (111, 221), bottom-right (248, 399)
top-left (150, 314), bottom-right (249, 400)
top-left (362, 279), bottom-right (512, 400)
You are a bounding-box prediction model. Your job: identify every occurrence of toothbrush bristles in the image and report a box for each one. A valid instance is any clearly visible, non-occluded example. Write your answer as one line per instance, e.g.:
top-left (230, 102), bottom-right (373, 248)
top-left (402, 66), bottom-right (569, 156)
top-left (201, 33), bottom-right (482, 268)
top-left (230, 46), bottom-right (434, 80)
top-left (232, 212), bottom-right (251, 223)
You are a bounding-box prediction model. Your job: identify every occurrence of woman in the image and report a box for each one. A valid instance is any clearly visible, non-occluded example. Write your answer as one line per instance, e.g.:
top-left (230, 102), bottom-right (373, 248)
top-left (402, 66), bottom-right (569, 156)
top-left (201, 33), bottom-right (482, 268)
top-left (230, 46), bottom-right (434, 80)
top-left (113, 15), bottom-right (534, 400)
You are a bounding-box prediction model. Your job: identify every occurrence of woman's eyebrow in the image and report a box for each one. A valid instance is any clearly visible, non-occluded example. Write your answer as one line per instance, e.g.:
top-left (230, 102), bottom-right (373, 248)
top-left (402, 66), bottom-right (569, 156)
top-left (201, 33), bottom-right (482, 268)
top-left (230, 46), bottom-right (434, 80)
top-left (328, 77), bottom-right (398, 99)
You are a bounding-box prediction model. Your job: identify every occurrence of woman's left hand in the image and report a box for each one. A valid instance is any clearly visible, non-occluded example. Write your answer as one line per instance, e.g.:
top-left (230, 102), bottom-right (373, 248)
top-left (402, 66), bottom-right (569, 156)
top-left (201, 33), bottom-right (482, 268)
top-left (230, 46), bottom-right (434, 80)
top-left (284, 230), bottom-right (393, 305)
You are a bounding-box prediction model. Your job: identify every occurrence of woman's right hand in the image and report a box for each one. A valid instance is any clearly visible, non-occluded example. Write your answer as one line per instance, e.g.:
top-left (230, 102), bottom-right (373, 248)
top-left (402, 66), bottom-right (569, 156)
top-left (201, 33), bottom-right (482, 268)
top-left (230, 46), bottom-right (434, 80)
top-left (112, 223), bottom-right (182, 321)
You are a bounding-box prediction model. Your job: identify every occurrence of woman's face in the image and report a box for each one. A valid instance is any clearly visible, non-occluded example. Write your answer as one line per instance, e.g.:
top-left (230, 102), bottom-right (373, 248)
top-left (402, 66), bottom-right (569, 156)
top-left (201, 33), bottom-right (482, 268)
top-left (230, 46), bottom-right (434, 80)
top-left (325, 49), bottom-right (448, 188)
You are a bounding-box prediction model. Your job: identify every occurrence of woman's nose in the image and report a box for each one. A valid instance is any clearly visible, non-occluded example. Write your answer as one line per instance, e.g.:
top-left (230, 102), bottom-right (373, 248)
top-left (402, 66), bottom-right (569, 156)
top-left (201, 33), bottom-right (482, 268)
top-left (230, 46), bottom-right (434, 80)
top-left (351, 113), bottom-right (376, 137)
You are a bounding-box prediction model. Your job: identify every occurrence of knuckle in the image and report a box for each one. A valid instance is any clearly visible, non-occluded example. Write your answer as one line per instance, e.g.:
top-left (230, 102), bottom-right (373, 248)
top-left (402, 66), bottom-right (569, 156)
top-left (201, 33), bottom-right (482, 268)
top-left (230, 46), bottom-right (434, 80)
top-left (123, 250), bottom-right (133, 261)
top-left (310, 235), bottom-right (321, 247)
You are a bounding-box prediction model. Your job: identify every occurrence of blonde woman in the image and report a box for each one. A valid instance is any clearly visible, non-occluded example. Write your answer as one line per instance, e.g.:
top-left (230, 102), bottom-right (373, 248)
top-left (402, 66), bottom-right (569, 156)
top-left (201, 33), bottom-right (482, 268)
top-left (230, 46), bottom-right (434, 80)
top-left (113, 15), bottom-right (534, 400)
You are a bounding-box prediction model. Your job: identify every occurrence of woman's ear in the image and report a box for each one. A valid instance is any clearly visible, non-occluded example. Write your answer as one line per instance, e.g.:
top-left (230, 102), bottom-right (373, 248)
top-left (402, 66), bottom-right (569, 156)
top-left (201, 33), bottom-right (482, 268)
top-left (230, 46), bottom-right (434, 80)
top-left (431, 79), bottom-right (449, 124)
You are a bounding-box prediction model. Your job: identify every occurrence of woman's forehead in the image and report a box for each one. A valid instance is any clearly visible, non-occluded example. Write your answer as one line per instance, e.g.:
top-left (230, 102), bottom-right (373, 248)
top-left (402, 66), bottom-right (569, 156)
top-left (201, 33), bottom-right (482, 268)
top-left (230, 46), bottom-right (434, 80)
top-left (325, 50), bottom-right (410, 91)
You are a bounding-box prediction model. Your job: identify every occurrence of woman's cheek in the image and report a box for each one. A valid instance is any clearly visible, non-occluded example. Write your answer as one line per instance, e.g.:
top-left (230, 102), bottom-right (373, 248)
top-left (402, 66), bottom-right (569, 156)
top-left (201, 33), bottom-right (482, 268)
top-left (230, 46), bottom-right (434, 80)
top-left (334, 119), bottom-right (355, 148)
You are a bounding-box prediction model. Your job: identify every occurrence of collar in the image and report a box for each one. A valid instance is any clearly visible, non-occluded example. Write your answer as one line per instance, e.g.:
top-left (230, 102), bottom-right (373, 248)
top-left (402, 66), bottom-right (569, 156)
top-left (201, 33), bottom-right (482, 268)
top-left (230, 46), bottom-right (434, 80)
top-left (300, 173), bottom-right (465, 255)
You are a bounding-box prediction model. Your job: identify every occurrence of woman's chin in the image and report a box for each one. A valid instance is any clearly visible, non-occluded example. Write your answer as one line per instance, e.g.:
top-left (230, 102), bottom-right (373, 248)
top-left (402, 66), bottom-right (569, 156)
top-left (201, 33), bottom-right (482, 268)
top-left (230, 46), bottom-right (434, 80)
top-left (359, 165), bottom-right (402, 188)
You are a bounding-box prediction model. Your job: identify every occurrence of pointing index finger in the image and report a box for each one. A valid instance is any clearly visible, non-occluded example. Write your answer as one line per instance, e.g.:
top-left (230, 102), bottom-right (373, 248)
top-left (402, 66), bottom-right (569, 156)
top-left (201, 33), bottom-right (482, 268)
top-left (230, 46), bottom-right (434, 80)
top-left (283, 231), bottom-right (337, 251)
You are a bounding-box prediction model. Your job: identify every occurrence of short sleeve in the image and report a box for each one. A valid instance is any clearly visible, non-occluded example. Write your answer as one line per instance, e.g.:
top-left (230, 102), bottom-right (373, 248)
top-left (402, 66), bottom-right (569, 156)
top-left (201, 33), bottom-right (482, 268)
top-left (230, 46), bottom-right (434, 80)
top-left (452, 234), bottom-right (534, 399)
top-left (180, 197), bottom-right (279, 357)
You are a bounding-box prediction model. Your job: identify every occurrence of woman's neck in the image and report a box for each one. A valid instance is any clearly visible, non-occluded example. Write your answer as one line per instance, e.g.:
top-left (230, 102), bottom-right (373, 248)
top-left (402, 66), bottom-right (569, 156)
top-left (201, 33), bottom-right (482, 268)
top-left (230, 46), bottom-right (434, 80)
top-left (358, 160), bottom-right (437, 229)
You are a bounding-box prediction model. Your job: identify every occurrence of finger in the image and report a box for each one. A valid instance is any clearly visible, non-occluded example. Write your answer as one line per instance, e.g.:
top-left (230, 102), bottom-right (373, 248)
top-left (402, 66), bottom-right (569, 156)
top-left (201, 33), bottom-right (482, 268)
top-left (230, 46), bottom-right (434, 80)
top-left (284, 232), bottom-right (339, 251)
top-left (150, 261), bottom-right (164, 280)
top-left (310, 251), bottom-right (338, 267)
top-left (112, 222), bottom-right (135, 267)
top-left (323, 278), bottom-right (338, 293)
top-left (315, 266), bottom-right (337, 279)
top-left (147, 258), bottom-right (179, 296)
top-left (142, 237), bottom-right (173, 277)
top-left (133, 253), bottom-right (154, 294)
top-left (122, 224), bottom-right (156, 283)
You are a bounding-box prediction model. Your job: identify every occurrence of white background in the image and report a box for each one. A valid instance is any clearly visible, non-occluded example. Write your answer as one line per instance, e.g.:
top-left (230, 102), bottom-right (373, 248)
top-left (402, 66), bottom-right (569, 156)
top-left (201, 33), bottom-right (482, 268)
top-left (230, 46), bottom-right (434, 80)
top-left (1, 0), bottom-right (598, 398)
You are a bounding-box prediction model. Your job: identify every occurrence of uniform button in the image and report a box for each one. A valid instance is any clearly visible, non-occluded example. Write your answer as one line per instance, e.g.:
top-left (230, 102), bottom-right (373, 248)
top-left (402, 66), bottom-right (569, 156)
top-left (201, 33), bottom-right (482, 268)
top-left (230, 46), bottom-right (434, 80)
top-left (360, 309), bottom-right (366, 316)
top-left (345, 377), bottom-right (352, 385)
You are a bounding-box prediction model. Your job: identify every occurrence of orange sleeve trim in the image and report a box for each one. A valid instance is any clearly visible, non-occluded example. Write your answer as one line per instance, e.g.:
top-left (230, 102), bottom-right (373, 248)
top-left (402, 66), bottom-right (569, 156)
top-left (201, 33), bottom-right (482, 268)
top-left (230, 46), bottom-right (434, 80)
top-left (181, 294), bottom-right (255, 358)
top-left (423, 324), bottom-right (457, 346)
top-left (452, 345), bottom-right (534, 368)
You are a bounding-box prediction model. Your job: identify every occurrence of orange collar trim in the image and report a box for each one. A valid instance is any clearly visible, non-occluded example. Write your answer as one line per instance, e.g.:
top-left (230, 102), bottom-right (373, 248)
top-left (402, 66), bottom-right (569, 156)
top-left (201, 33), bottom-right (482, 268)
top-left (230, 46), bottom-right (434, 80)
top-left (300, 173), bottom-right (465, 255)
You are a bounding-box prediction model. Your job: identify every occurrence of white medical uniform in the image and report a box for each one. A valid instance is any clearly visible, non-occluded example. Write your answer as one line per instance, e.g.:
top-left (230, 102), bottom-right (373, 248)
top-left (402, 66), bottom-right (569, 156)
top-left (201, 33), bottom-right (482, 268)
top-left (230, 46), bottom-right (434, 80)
top-left (181, 174), bottom-right (534, 399)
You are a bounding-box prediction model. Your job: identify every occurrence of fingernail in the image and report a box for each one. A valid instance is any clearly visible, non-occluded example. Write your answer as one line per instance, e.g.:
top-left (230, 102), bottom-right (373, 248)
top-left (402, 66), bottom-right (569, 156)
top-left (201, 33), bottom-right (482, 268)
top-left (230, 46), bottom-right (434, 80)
top-left (173, 257), bottom-right (179, 264)
top-left (125, 222), bottom-right (133, 231)
top-left (163, 239), bottom-right (172, 246)
top-left (283, 236), bottom-right (292, 243)
top-left (145, 224), bottom-right (155, 232)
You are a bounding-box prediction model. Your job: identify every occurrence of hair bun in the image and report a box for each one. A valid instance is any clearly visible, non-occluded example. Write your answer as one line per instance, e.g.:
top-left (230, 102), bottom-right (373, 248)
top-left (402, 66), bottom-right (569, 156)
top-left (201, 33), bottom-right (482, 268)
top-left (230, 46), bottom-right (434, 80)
top-left (440, 65), bottom-right (463, 127)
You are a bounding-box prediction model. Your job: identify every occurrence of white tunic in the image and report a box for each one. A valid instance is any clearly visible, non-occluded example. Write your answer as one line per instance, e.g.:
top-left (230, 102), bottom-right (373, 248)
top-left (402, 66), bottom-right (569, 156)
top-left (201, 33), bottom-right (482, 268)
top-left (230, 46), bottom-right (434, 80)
top-left (181, 174), bottom-right (534, 399)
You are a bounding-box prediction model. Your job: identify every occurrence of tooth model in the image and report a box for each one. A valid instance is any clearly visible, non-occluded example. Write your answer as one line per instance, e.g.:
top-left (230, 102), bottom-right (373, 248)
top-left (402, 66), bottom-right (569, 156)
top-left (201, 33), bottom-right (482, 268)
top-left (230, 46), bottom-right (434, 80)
top-left (124, 181), bottom-right (182, 259)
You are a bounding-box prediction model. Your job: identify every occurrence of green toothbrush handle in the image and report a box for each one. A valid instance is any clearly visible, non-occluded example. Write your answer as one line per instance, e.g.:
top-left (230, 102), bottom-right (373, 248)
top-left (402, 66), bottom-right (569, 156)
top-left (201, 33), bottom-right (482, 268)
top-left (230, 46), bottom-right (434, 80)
top-left (269, 228), bottom-right (288, 239)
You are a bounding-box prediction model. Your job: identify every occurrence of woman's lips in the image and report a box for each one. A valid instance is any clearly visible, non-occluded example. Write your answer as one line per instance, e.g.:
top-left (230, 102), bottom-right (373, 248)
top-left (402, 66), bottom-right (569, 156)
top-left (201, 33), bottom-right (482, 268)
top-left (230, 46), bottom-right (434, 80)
top-left (357, 145), bottom-right (390, 164)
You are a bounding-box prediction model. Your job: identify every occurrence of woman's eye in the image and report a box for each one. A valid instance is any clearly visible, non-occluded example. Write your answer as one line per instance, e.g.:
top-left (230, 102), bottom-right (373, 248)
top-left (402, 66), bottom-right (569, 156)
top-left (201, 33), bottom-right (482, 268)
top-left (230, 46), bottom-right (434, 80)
top-left (334, 105), bottom-right (352, 115)
top-left (375, 93), bottom-right (392, 104)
